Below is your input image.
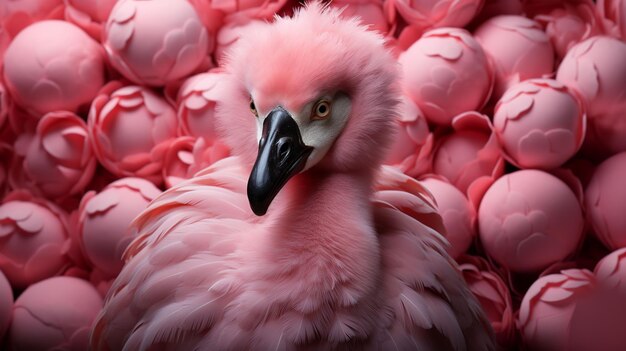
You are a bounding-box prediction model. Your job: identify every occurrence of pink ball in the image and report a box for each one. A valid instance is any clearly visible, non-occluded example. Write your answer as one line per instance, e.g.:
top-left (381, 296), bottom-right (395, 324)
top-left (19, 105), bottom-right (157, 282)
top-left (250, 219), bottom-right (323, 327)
top-left (384, 95), bottom-right (433, 178)
top-left (177, 71), bottom-right (227, 141)
top-left (478, 170), bottom-right (584, 273)
top-left (585, 152), bottom-right (626, 250)
top-left (330, 0), bottom-right (389, 34)
top-left (474, 15), bottom-right (555, 100)
top-left (9, 276), bottom-right (103, 351)
top-left (421, 177), bottom-right (475, 259)
top-left (458, 255), bottom-right (515, 347)
top-left (389, 0), bottom-right (484, 31)
top-left (0, 195), bottom-right (69, 289)
top-left (595, 247), bottom-right (626, 290)
top-left (64, 0), bottom-right (118, 39)
top-left (20, 111), bottom-right (95, 200)
top-left (103, 0), bottom-right (210, 86)
top-left (214, 16), bottom-right (265, 65)
top-left (432, 111), bottom-right (504, 194)
top-left (0, 270), bottom-right (12, 340)
top-left (2, 20), bottom-right (105, 115)
top-left (163, 136), bottom-right (230, 188)
top-left (89, 84), bottom-right (178, 185)
top-left (557, 36), bottom-right (626, 156)
top-left (598, 0), bottom-right (626, 40)
top-left (472, 0), bottom-right (523, 26)
top-left (78, 177), bottom-right (161, 278)
top-left (493, 78), bottom-right (586, 169)
top-left (399, 27), bottom-right (493, 126)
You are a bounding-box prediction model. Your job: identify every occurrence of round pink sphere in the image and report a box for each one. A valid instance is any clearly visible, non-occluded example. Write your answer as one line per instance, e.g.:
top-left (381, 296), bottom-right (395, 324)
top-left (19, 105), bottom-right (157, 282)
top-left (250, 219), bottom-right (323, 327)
top-left (163, 136), bottom-right (230, 188)
top-left (474, 15), bottom-right (555, 100)
top-left (64, 0), bottom-right (118, 39)
top-left (478, 170), bottom-right (584, 272)
top-left (22, 111), bottom-right (96, 200)
top-left (177, 71), bottom-right (227, 141)
top-left (2, 20), bottom-right (105, 115)
top-left (9, 276), bottom-right (103, 351)
top-left (331, 0), bottom-right (389, 34)
top-left (595, 247), bottom-right (626, 291)
top-left (433, 112), bottom-right (504, 194)
top-left (0, 270), bottom-right (12, 340)
top-left (399, 27), bottom-right (493, 125)
top-left (214, 16), bottom-right (265, 65)
top-left (78, 178), bottom-right (161, 278)
top-left (0, 197), bottom-right (69, 289)
top-left (557, 36), bottom-right (626, 156)
top-left (384, 95), bottom-right (433, 178)
top-left (103, 0), bottom-right (210, 86)
top-left (493, 78), bottom-right (586, 169)
top-left (585, 152), bottom-right (626, 250)
top-left (421, 177), bottom-right (475, 259)
top-left (89, 84), bottom-right (178, 185)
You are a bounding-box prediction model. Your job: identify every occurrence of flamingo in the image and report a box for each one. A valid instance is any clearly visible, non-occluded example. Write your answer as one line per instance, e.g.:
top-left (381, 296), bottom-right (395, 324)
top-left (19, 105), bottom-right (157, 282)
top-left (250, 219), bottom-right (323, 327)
top-left (91, 3), bottom-right (495, 350)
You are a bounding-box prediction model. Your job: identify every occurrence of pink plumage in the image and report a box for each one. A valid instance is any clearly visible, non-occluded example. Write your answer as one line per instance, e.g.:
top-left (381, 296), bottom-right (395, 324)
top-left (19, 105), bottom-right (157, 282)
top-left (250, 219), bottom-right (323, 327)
top-left (92, 4), bottom-right (494, 350)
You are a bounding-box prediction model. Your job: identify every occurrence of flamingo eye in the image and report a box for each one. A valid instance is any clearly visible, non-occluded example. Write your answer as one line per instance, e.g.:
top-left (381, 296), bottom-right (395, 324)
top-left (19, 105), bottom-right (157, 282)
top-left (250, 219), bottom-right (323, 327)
top-left (312, 100), bottom-right (331, 120)
top-left (250, 99), bottom-right (258, 117)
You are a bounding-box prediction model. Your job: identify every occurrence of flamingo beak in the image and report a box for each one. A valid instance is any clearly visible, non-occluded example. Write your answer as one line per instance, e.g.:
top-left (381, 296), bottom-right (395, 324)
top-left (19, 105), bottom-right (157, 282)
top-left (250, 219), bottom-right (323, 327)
top-left (247, 107), bottom-right (313, 216)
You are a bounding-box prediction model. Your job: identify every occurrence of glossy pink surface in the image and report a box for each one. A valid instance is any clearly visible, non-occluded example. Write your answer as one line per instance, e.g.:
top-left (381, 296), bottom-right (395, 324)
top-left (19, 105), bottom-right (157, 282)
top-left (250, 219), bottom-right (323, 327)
top-left (3, 20), bottom-right (105, 115)
top-left (9, 276), bottom-right (103, 351)
top-left (493, 78), bottom-right (586, 169)
top-left (103, 0), bottom-right (209, 86)
top-left (475, 15), bottom-right (555, 101)
top-left (479, 170), bottom-right (584, 272)
top-left (557, 36), bottom-right (626, 156)
top-left (585, 152), bottom-right (626, 250)
top-left (399, 27), bottom-right (493, 125)
top-left (78, 177), bottom-right (161, 278)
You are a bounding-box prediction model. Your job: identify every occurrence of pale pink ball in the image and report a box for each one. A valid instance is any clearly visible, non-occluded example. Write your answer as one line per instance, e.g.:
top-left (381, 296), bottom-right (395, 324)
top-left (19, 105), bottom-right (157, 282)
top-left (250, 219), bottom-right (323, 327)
top-left (493, 78), bottom-right (586, 169)
top-left (595, 247), bottom-right (626, 291)
top-left (103, 0), bottom-right (209, 86)
top-left (388, 0), bottom-right (484, 31)
top-left (214, 16), bottom-right (265, 65)
top-left (177, 70), bottom-right (227, 141)
top-left (78, 178), bottom-right (161, 278)
top-left (557, 36), bottom-right (626, 156)
top-left (433, 111), bottom-right (504, 194)
top-left (598, 0), bottom-right (626, 40)
top-left (384, 95), bottom-right (433, 178)
top-left (9, 276), bottom-right (103, 351)
top-left (210, 0), bottom-right (287, 18)
top-left (163, 136), bottom-right (230, 188)
top-left (519, 265), bottom-right (626, 351)
top-left (64, 0), bottom-right (118, 39)
top-left (0, 194), bottom-right (69, 289)
top-left (3, 20), bottom-right (105, 115)
top-left (89, 84), bottom-right (178, 185)
top-left (533, 0), bottom-right (603, 60)
top-left (479, 170), bottom-right (584, 272)
top-left (421, 177), bottom-right (475, 259)
top-left (399, 27), bottom-right (493, 126)
top-left (21, 111), bottom-right (95, 200)
top-left (330, 0), bottom-right (389, 34)
top-left (458, 255), bottom-right (515, 347)
top-left (474, 16), bottom-right (555, 100)
top-left (472, 0), bottom-right (523, 26)
top-left (585, 152), bottom-right (626, 250)
top-left (0, 270), bottom-right (12, 340)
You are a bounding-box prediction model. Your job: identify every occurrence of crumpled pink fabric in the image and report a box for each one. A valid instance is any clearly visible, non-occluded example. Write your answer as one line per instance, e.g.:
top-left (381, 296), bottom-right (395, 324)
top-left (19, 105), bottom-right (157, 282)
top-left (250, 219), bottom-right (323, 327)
top-left (0, 191), bottom-right (71, 289)
top-left (88, 82), bottom-right (179, 185)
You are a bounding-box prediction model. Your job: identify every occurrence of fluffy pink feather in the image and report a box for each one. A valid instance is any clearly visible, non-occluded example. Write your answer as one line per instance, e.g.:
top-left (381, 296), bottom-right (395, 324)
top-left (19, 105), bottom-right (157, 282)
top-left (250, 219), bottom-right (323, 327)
top-left (92, 3), bottom-right (494, 350)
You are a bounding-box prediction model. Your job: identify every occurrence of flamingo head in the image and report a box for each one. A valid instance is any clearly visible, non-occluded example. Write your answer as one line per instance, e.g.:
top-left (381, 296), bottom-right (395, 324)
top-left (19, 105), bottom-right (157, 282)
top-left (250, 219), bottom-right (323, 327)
top-left (217, 2), bottom-right (400, 215)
